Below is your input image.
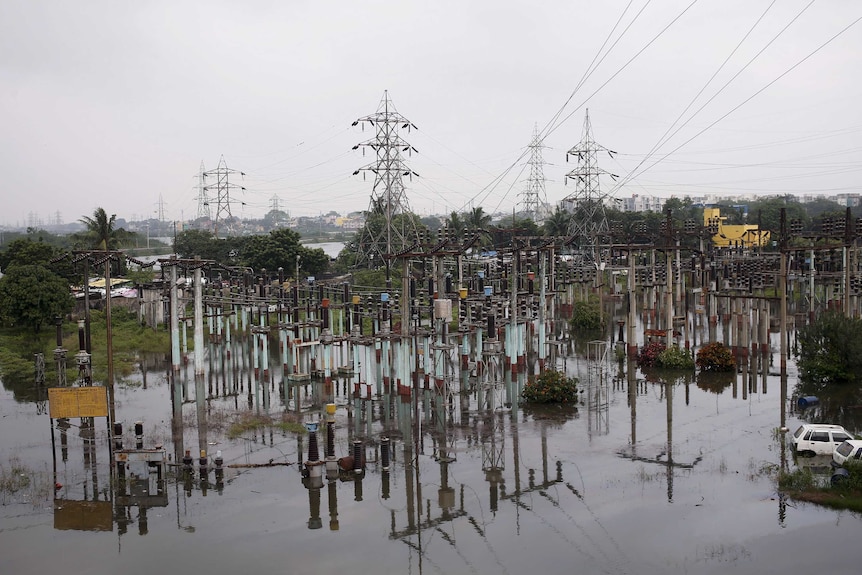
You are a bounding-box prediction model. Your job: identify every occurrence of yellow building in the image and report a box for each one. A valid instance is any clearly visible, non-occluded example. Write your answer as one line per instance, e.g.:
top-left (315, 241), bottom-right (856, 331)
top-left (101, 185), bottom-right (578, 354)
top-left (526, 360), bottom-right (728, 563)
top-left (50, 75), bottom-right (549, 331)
top-left (703, 207), bottom-right (770, 248)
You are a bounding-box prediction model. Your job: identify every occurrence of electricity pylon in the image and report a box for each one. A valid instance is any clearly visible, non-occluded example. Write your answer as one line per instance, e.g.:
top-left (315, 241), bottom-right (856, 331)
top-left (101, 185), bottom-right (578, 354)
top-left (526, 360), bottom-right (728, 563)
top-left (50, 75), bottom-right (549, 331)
top-left (561, 109), bottom-right (617, 254)
top-left (195, 161), bottom-right (210, 221)
top-left (519, 124), bottom-right (549, 224)
top-left (351, 91), bottom-right (420, 278)
top-left (203, 156), bottom-right (246, 237)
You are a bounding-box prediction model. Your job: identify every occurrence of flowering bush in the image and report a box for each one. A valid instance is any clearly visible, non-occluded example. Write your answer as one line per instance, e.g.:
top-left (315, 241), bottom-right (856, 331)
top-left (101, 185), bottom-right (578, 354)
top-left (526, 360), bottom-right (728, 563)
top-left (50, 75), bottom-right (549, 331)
top-left (637, 341), bottom-right (666, 368)
top-left (522, 370), bottom-right (579, 404)
top-left (696, 342), bottom-right (736, 372)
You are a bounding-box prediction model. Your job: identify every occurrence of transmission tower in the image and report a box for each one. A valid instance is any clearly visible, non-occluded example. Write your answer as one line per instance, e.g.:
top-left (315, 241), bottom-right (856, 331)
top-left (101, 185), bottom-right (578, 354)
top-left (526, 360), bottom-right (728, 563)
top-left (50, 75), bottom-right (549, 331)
top-left (203, 156), bottom-right (246, 237)
top-left (519, 124), bottom-right (549, 224)
top-left (351, 91), bottom-right (420, 274)
top-left (195, 161), bottom-right (210, 221)
top-left (561, 109), bottom-right (617, 251)
top-left (269, 194), bottom-right (287, 227)
top-left (155, 194), bottom-right (167, 222)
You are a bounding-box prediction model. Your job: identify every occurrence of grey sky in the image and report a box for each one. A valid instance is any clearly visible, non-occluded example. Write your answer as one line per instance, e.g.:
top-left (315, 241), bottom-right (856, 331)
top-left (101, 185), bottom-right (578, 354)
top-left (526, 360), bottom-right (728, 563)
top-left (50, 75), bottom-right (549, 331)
top-left (2, 0), bottom-right (860, 226)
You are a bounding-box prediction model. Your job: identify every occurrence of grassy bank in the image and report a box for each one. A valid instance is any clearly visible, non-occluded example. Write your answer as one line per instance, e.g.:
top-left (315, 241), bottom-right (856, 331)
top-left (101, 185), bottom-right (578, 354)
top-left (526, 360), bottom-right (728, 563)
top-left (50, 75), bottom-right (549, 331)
top-left (779, 461), bottom-right (862, 512)
top-left (0, 308), bottom-right (170, 389)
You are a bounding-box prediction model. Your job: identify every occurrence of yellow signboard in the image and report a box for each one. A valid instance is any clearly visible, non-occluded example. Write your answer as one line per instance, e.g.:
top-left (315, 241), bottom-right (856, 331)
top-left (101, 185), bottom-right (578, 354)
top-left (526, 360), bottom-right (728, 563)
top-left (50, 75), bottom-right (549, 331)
top-left (48, 387), bottom-right (108, 419)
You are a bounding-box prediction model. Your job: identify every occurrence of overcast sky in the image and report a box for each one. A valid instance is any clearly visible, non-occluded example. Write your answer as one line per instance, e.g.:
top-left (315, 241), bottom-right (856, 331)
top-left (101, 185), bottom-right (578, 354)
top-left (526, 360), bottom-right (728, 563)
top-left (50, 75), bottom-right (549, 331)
top-left (2, 0), bottom-right (861, 227)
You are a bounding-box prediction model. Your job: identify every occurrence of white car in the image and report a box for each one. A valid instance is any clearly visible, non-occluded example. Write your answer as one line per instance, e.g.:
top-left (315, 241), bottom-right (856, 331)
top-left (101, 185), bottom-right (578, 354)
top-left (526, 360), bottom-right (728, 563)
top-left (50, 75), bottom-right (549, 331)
top-left (832, 440), bottom-right (862, 465)
top-left (791, 424), bottom-right (854, 456)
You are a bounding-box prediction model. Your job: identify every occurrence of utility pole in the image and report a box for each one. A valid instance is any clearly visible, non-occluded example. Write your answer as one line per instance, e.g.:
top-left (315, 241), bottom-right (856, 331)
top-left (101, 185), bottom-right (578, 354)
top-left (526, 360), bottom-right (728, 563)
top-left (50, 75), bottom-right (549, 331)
top-left (519, 124), bottom-right (549, 224)
top-left (352, 91), bottom-right (420, 285)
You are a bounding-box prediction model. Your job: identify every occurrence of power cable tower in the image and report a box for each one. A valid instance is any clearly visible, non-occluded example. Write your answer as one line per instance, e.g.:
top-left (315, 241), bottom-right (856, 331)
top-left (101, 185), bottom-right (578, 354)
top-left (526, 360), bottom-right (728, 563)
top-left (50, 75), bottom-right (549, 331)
top-left (156, 194), bottom-right (167, 222)
top-left (561, 109), bottom-right (617, 255)
top-left (203, 156), bottom-right (246, 237)
top-left (351, 91), bottom-right (420, 279)
top-left (519, 124), bottom-right (549, 224)
top-left (195, 161), bottom-right (210, 222)
top-left (269, 194), bottom-right (287, 227)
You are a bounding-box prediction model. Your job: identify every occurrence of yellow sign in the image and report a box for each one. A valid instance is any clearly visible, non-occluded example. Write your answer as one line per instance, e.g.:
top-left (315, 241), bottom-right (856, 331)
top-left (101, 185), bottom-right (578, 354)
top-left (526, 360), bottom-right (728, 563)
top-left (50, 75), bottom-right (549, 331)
top-left (48, 387), bottom-right (108, 419)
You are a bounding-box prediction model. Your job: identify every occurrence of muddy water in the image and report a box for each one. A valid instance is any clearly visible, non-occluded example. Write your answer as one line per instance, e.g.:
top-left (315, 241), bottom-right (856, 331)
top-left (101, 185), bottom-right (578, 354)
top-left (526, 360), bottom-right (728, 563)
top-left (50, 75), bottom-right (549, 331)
top-left (2, 338), bottom-right (860, 575)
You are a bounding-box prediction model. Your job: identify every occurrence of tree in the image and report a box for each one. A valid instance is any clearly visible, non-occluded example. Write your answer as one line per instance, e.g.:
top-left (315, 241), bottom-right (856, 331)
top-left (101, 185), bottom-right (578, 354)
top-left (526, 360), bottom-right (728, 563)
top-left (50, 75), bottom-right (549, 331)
top-left (543, 206), bottom-right (572, 236)
top-left (444, 211), bottom-right (465, 237)
top-left (174, 229), bottom-right (235, 262)
top-left (237, 228), bottom-right (329, 277)
top-left (76, 207), bottom-right (132, 250)
top-left (0, 265), bottom-right (73, 332)
top-left (0, 237), bottom-right (59, 273)
top-left (796, 312), bottom-right (862, 394)
top-left (466, 206), bottom-right (492, 231)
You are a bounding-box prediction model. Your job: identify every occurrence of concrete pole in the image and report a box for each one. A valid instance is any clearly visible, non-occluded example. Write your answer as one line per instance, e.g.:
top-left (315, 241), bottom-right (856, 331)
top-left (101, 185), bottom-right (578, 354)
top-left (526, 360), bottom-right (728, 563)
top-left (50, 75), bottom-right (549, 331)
top-left (193, 262), bottom-right (204, 376)
top-left (170, 260), bottom-right (180, 371)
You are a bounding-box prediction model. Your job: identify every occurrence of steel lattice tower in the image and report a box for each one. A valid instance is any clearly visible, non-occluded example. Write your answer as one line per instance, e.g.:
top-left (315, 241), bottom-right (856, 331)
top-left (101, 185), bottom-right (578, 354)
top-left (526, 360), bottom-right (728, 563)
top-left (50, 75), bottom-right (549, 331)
top-left (519, 124), bottom-right (549, 224)
top-left (561, 110), bottom-right (617, 248)
top-left (195, 161), bottom-right (211, 221)
top-left (351, 91), bottom-right (420, 273)
top-left (203, 156), bottom-right (246, 237)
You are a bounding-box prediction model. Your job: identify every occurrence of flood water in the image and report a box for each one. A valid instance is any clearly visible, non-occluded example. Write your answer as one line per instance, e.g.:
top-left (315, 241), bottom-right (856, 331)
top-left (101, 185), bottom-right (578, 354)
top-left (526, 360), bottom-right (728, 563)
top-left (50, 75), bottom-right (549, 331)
top-left (2, 321), bottom-right (861, 575)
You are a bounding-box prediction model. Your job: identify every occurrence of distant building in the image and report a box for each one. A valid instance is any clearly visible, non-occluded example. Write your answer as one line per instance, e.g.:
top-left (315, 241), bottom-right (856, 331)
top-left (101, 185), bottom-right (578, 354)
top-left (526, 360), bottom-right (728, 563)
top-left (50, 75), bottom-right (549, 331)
top-left (618, 194), bottom-right (665, 213)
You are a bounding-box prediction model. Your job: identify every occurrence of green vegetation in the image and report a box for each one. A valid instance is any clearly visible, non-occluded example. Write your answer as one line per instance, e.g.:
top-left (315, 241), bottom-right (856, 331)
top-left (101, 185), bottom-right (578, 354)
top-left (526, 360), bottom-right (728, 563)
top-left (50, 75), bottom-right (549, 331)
top-left (82, 309), bottom-right (169, 380)
top-left (657, 346), bottom-right (695, 370)
top-left (779, 461), bottom-right (862, 512)
top-left (795, 312), bottom-right (862, 394)
top-left (696, 342), bottom-right (736, 372)
top-left (638, 341), bottom-right (695, 370)
top-left (0, 265), bottom-right (73, 333)
top-left (570, 296), bottom-right (604, 331)
top-left (0, 308), bottom-right (169, 389)
top-left (74, 207), bottom-right (132, 250)
top-left (522, 369), bottom-right (579, 404)
top-left (174, 228), bottom-right (329, 277)
top-left (227, 410), bottom-right (307, 439)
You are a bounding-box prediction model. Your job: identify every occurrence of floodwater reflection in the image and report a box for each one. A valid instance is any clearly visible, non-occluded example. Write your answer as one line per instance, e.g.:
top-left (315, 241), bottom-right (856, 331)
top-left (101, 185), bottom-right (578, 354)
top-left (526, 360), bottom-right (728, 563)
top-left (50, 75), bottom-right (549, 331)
top-left (2, 331), bottom-right (862, 574)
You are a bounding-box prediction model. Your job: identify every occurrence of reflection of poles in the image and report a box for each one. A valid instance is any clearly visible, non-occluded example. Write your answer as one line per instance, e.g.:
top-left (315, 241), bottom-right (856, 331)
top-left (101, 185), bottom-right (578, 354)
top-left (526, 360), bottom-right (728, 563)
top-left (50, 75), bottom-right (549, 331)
top-left (666, 379), bottom-right (673, 503)
top-left (628, 359), bottom-right (637, 455)
top-left (105, 257), bottom-right (116, 425)
top-left (779, 209), bottom-right (788, 426)
top-left (170, 261), bottom-right (180, 371)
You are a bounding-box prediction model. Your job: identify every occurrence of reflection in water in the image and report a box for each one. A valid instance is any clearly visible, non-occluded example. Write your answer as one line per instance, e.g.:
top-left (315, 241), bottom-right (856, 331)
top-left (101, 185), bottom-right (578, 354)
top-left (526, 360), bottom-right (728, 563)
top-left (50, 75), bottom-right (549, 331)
top-left (19, 279), bottom-right (858, 574)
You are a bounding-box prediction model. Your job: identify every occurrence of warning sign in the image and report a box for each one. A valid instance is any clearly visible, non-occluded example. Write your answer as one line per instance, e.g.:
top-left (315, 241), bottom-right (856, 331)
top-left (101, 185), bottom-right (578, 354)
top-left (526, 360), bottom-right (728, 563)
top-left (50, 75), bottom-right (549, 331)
top-left (48, 387), bottom-right (109, 419)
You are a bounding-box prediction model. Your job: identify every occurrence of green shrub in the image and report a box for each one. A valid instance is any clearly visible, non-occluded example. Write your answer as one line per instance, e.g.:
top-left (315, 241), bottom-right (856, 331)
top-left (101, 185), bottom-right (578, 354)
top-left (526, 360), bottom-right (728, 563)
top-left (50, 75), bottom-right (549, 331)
top-left (522, 369), bottom-right (579, 404)
top-left (778, 467), bottom-right (815, 491)
top-left (657, 346), bottom-right (695, 370)
top-left (570, 297), bottom-right (604, 331)
top-left (696, 342), bottom-right (735, 372)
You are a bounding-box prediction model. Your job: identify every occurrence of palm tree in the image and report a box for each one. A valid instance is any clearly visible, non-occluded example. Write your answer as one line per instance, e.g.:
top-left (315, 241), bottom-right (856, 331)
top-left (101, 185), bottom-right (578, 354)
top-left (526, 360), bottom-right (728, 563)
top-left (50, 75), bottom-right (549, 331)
top-left (466, 206), bottom-right (492, 231)
top-left (445, 211), bottom-right (465, 237)
top-left (544, 206), bottom-right (573, 237)
top-left (77, 207), bottom-right (130, 250)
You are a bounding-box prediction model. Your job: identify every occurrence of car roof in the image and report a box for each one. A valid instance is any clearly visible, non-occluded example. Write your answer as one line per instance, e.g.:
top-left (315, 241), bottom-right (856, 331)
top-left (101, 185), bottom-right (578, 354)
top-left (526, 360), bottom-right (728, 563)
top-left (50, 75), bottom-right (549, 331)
top-left (797, 424), bottom-right (847, 431)
top-left (838, 439), bottom-right (862, 446)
